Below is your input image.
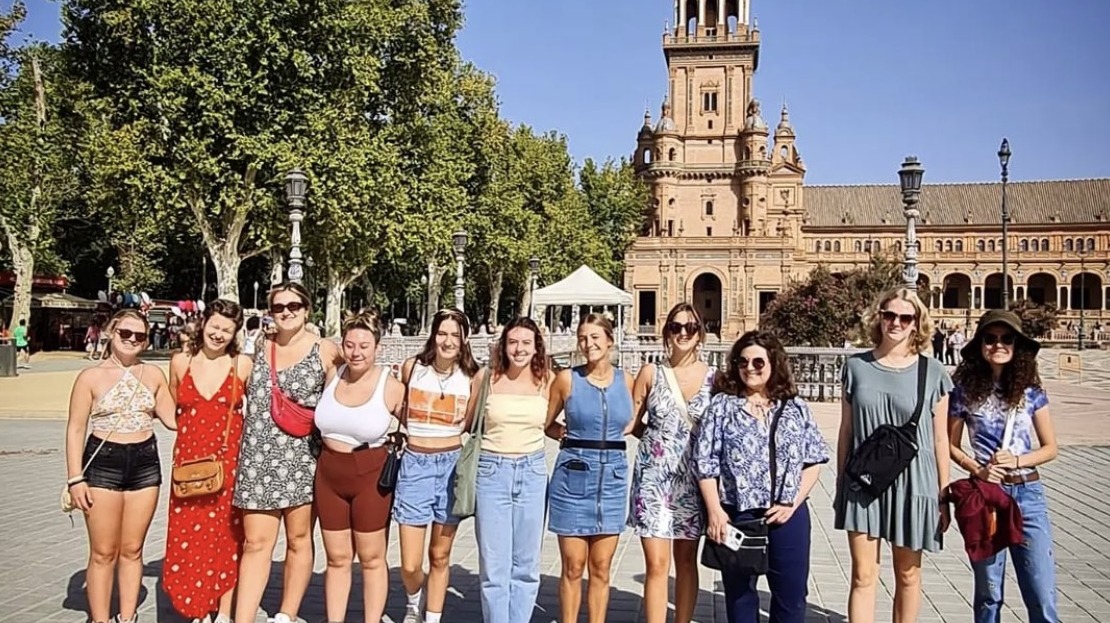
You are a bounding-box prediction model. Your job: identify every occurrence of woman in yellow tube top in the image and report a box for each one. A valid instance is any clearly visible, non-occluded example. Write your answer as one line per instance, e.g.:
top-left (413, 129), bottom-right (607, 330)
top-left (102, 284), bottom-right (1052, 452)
top-left (64, 309), bottom-right (178, 623)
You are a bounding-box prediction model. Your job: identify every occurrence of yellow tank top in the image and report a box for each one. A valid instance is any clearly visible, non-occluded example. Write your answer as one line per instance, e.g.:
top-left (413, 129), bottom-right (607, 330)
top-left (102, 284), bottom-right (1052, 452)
top-left (481, 393), bottom-right (548, 455)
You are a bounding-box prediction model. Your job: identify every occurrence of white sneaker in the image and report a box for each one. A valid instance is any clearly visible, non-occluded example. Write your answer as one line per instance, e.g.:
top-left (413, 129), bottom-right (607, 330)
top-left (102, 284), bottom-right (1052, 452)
top-left (269, 614), bottom-right (293, 623)
top-left (402, 596), bottom-right (424, 623)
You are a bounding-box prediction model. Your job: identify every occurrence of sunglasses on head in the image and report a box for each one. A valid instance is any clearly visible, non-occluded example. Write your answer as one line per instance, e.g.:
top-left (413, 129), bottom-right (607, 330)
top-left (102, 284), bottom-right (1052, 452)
top-left (116, 328), bottom-right (148, 343)
top-left (665, 321), bottom-right (700, 336)
top-left (880, 310), bottom-right (916, 325)
top-left (983, 333), bottom-right (1016, 346)
top-left (735, 357), bottom-right (767, 371)
top-left (270, 301), bottom-right (306, 315)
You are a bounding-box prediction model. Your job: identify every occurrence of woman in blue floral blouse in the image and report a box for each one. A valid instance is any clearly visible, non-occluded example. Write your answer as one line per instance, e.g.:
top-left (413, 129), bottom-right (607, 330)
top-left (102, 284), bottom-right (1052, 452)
top-left (691, 330), bottom-right (830, 623)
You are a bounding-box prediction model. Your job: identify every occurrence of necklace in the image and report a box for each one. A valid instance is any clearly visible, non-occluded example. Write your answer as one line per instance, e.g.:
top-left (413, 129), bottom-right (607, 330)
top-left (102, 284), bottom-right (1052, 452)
top-left (431, 363), bottom-right (455, 399)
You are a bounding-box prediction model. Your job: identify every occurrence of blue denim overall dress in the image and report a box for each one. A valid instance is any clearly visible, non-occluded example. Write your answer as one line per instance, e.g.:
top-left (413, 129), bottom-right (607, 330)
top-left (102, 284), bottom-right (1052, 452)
top-left (547, 366), bottom-right (633, 536)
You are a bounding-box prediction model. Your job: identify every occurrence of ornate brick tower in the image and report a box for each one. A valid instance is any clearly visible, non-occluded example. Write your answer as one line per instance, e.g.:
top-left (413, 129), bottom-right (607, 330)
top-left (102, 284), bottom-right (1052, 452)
top-left (627, 0), bottom-right (806, 338)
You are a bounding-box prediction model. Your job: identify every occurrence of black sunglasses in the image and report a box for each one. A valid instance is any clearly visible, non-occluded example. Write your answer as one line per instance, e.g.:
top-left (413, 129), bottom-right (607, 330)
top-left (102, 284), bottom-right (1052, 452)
top-left (116, 328), bottom-right (148, 343)
top-left (665, 321), bottom-right (700, 336)
top-left (736, 357), bottom-right (766, 371)
top-left (270, 302), bottom-right (306, 315)
top-left (983, 333), bottom-right (1016, 346)
top-left (880, 310), bottom-right (916, 325)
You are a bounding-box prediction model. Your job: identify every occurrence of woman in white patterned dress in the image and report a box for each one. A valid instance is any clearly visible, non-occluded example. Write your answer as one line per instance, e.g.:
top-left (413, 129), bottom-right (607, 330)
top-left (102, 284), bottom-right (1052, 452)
top-left (629, 302), bottom-right (715, 623)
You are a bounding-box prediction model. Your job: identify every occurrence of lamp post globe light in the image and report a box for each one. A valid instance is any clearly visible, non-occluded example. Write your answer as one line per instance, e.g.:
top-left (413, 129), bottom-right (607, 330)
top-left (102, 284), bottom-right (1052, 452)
top-left (528, 255), bottom-right (540, 319)
top-left (284, 168), bottom-right (308, 284)
top-left (452, 229), bottom-right (468, 312)
top-left (106, 266), bottom-right (116, 297)
top-left (897, 156), bottom-right (925, 291)
top-left (253, 281), bottom-right (260, 311)
top-left (998, 138), bottom-right (1012, 309)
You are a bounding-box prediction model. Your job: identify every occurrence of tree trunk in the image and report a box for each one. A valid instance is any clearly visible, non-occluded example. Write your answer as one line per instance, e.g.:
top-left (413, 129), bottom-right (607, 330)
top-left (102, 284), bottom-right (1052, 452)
top-left (423, 262), bottom-right (449, 334)
top-left (187, 166), bottom-right (265, 304)
top-left (3, 235), bottom-right (35, 331)
top-left (486, 269), bottom-right (503, 328)
top-left (211, 244), bottom-right (242, 302)
top-left (325, 267), bottom-right (367, 338)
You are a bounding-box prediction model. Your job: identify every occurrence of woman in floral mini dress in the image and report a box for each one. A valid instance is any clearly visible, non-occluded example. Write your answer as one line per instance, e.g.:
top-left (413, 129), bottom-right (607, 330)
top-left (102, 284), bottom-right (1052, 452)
top-left (629, 302), bottom-right (715, 623)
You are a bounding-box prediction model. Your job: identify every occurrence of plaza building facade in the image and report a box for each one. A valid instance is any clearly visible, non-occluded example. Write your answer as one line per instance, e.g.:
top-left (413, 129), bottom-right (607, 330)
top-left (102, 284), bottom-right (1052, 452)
top-left (626, 0), bottom-right (1110, 338)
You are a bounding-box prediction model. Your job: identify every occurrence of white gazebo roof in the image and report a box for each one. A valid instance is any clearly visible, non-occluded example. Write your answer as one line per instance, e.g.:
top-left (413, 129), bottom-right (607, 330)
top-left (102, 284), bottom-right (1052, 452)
top-left (532, 265), bottom-right (633, 307)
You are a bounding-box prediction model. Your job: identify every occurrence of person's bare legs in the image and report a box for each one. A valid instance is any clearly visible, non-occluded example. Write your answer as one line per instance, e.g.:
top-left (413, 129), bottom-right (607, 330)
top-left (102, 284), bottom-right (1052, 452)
top-left (278, 504), bottom-right (316, 619)
top-left (216, 587), bottom-right (234, 622)
top-left (892, 545), bottom-right (924, 623)
top-left (847, 531), bottom-right (882, 623)
top-left (640, 538), bottom-right (672, 623)
top-left (557, 537), bottom-right (589, 623)
top-left (322, 528), bottom-right (354, 623)
top-left (84, 489), bottom-right (123, 622)
top-left (116, 487), bottom-right (159, 620)
top-left (586, 535), bottom-right (619, 623)
top-left (354, 528), bottom-right (389, 623)
top-left (672, 539), bottom-right (700, 623)
top-left (233, 510), bottom-right (281, 623)
top-left (399, 524), bottom-right (428, 595)
top-left (425, 523), bottom-right (459, 616)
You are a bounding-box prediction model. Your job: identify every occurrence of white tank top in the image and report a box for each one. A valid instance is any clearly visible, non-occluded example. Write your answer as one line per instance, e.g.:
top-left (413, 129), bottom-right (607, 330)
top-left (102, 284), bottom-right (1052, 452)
top-left (315, 365), bottom-right (393, 447)
top-left (405, 362), bottom-right (471, 438)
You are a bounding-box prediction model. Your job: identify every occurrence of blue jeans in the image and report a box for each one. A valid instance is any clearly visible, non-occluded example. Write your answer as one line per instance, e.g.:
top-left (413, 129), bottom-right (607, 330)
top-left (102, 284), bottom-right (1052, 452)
top-left (475, 451), bottom-right (548, 623)
top-left (972, 480), bottom-right (1058, 623)
top-left (721, 502), bottom-right (811, 623)
top-left (392, 448), bottom-right (462, 526)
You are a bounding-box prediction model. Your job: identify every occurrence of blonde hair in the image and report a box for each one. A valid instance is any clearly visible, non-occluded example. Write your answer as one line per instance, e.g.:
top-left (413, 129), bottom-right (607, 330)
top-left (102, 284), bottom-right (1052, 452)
top-left (341, 308), bottom-right (382, 342)
top-left (102, 309), bottom-right (151, 360)
top-left (578, 312), bottom-right (615, 342)
top-left (866, 287), bottom-right (934, 354)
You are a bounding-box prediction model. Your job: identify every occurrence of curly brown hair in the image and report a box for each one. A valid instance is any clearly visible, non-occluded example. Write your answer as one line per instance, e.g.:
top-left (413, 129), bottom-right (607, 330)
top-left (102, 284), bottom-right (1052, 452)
top-left (953, 341), bottom-right (1042, 408)
top-left (712, 330), bottom-right (798, 402)
top-left (494, 316), bottom-right (548, 387)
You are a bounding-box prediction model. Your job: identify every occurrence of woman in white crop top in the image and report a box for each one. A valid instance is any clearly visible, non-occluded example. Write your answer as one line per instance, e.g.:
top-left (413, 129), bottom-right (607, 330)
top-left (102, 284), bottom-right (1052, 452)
top-left (314, 310), bottom-right (405, 623)
top-left (466, 317), bottom-right (551, 623)
top-left (395, 308), bottom-right (480, 623)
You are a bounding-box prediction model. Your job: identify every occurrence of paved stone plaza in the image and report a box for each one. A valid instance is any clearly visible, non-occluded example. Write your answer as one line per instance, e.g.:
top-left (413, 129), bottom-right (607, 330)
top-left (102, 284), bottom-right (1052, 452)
top-left (2, 352), bottom-right (1110, 622)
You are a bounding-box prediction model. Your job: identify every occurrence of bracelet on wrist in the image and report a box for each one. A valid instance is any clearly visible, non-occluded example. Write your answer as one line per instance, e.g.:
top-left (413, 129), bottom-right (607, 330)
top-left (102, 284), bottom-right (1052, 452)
top-left (67, 476), bottom-right (86, 487)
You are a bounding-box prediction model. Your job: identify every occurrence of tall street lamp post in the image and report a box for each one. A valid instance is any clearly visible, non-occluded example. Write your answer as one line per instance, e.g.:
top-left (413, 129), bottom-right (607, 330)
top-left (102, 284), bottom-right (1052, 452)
top-left (528, 256), bottom-right (540, 319)
top-left (284, 168), bottom-right (308, 284)
top-left (420, 272), bottom-right (429, 334)
top-left (452, 229), bottom-right (468, 312)
top-left (106, 266), bottom-right (116, 300)
top-left (253, 281), bottom-right (260, 310)
top-left (998, 138), bottom-right (1012, 309)
top-left (898, 156), bottom-right (925, 290)
top-left (1078, 247), bottom-right (1087, 351)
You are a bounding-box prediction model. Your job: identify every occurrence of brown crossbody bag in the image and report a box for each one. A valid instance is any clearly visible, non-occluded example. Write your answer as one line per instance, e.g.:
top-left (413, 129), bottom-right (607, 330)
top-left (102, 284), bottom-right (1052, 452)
top-left (171, 364), bottom-right (239, 499)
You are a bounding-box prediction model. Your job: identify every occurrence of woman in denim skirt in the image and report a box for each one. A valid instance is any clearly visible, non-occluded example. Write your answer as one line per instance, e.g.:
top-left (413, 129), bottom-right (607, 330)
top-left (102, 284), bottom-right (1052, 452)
top-left (545, 313), bottom-right (635, 623)
top-left (948, 310), bottom-right (1060, 623)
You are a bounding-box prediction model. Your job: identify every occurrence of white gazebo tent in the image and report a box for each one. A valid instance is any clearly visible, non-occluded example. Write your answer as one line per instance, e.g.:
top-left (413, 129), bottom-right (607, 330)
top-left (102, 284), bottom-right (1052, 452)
top-left (531, 265), bottom-right (633, 340)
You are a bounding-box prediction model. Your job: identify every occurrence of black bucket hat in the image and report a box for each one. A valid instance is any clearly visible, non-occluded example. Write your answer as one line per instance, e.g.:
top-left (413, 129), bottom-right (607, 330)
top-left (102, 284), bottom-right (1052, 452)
top-left (961, 309), bottom-right (1041, 360)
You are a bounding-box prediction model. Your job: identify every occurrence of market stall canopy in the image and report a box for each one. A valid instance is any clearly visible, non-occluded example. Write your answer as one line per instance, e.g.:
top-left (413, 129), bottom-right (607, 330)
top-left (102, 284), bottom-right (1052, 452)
top-left (2, 292), bottom-right (99, 310)
top-left (532, 265), bottom-right (633, 307)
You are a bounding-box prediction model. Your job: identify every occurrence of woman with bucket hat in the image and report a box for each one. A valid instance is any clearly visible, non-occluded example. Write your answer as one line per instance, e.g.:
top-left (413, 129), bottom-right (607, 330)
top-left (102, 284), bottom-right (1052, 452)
top-left (947, 309), bottom-right (1060, 623)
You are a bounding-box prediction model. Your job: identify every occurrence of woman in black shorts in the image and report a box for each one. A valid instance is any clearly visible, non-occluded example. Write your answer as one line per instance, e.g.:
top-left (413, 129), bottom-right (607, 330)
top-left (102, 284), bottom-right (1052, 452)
top-left (64, 309), bottom-right (178, 623)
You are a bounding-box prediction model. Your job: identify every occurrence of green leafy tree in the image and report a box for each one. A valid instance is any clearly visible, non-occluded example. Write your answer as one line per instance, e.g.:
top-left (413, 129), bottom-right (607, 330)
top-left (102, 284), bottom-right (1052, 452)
top-left (578, 157), bottom-right (650, 278)
top-left (0, 28), bottom-right (80, 329)
top-left (1008, 298), bottom-right (1059, 338)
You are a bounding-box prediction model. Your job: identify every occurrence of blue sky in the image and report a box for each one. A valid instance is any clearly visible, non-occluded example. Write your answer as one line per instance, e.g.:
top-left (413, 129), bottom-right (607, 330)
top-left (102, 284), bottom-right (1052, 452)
top-left (14, 0), bottom-right (1110, 184)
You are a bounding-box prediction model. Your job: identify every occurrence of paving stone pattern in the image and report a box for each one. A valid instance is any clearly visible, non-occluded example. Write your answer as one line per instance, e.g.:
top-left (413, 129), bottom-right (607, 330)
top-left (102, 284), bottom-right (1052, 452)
top-left (2, 420), bottom-right (1110, 623)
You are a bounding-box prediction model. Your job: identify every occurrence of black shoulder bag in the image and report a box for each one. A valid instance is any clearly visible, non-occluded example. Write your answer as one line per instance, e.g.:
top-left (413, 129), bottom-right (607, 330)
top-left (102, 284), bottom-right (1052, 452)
top-left (701, 400), bottom-right (787, 576)
top-left (844, 355), bottom-right (928, 498)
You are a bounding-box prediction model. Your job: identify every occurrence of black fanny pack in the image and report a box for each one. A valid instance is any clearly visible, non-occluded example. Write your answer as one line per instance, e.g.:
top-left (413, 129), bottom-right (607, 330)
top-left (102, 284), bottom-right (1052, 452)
top-left (844, 355), bottom-right (928, 498)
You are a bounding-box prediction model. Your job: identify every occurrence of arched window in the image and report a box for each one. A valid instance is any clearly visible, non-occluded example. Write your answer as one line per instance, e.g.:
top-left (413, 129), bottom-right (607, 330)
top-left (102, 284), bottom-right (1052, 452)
top-left (815, 240), bottom-right (822, 252)
top-left (668, 148), bottom-right (677, 161)
top-left (834, 241), bottom-right (841, 252)
top-left (855, 240), bottom-right (863, 253)
top-left (1087, 237), bottom-right (1095, 252)
top-left (1065, 238), bottom-right (1074, 252)
top-left (934, 240), bottom-right (942, 252)
top-left (643, 148), bottom-right (653, 164)
top-left (955, 240), bottom-right (963, 252)
top-left (1020, 239), bottom-right (1028, 252)
top-left (874, 240), bottom-right (881, 252)
top-left (977, 240), bottom-right (986, 252)
top-left (988, 240), bottom-right (996, 252)
top-left (823, 241), bottom-right (831, 252)
top-left (865, 241), bottom-right (873, 253)
top-left (705, 201), bottom-right (714, 216)
top-left (1031, 238), bottom-right (1040, 252)
top-left (1041, 238), bottom-right (1049, 250)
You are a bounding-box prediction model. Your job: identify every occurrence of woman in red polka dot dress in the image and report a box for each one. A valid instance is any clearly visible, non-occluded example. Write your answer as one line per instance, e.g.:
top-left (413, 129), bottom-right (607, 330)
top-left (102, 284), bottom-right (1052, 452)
top-left (163, 300), bottom-right (253, 623)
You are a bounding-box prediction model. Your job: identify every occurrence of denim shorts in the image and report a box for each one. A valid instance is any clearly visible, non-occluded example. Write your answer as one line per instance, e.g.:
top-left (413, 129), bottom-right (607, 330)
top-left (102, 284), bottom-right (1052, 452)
top-left (83, 435), bottom-right (162, 491)
top-left (392, 447), bottom-right (461, 526)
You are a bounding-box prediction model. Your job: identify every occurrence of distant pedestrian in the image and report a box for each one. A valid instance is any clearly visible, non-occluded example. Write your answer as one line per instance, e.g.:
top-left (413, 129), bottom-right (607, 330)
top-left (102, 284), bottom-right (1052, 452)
top-left (948, 310), bottom-right (1060, 623)
top-left (14, 318), bottom-right (30, 368)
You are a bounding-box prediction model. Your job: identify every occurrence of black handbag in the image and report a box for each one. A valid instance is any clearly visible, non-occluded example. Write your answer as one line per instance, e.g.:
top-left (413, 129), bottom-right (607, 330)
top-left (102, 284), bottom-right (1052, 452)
top-left (843, 355), bottom-right (928, 498)
top-left (378, 432), bottom-right (405, 491)
top-left (700, 402), bottom-right (786, 576)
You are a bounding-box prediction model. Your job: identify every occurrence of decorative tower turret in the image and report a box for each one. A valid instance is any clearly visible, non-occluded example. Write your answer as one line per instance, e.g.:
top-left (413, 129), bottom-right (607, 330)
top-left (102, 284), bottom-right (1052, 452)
top-left (738, 98), bottom-right (771, 235)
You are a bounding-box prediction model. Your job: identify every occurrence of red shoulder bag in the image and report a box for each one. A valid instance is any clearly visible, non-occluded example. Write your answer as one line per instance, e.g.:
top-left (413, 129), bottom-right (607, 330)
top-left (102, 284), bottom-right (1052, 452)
top-left (269, 340), bottom-right (316, 438)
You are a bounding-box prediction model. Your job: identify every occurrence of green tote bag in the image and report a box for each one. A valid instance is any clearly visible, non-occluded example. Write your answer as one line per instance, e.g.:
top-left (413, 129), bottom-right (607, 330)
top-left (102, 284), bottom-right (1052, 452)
top-left (451, 369), bottom-right (492, 518)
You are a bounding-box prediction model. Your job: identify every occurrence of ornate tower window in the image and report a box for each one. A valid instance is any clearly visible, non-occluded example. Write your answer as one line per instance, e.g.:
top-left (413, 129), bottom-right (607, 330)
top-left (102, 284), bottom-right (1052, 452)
top-left (702, 91), bottom-right (718, 113)
top-left (705, 200), bottom-right (714, 216)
